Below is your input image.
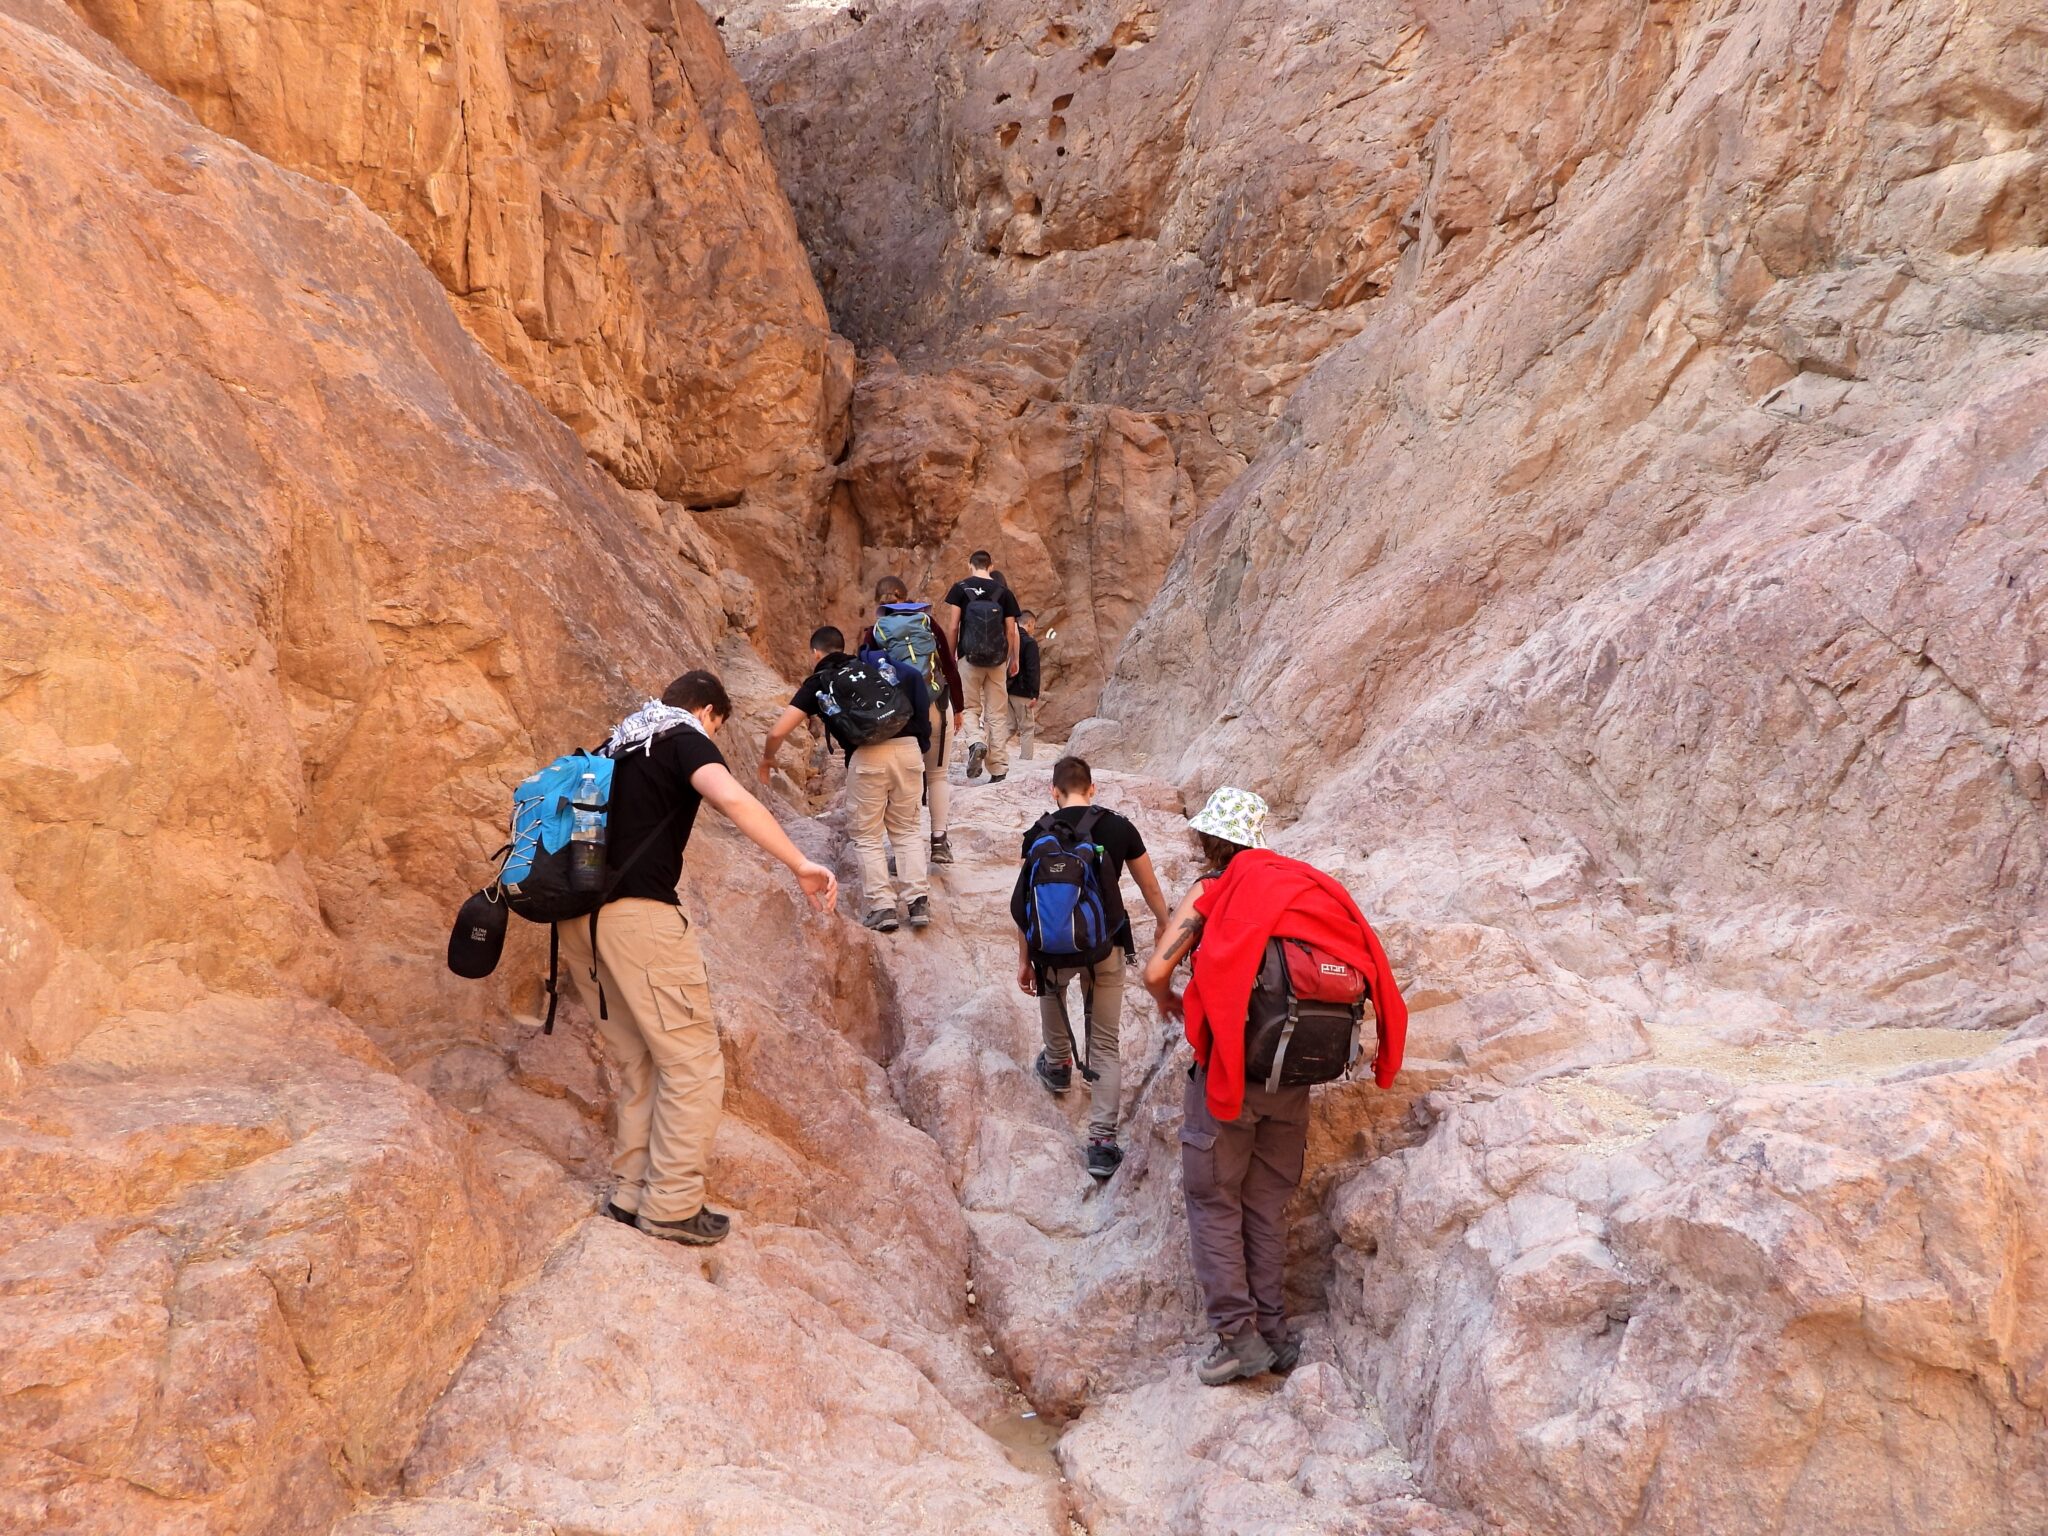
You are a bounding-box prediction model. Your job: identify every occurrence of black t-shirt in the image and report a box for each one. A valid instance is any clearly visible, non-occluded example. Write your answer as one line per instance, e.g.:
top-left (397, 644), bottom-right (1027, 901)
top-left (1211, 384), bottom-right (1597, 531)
top-left (945, 576), bottom-right (1021, 624)
top-left (791, 652), bottom-right (931, 758)
top-left (1010, 805), bottom-right (1148, 944)
top-left (1008, 634), bottom-right (1041, 698)
top-left (605, 725), bottom-right (726, 905)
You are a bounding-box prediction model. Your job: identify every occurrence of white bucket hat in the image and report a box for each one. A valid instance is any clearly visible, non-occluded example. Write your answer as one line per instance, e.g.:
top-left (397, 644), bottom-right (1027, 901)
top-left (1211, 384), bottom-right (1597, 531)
top-left (1187, 786), bottom-right (1270, 849)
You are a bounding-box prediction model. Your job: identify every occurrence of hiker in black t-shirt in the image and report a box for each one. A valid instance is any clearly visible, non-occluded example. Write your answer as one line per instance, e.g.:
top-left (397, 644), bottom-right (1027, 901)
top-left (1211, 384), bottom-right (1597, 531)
top-left (944, 549), bottom-right (1022, 782)
top-left (1012, 755), bottom-right (1171, 1179)
top-left (555, 670), bottom-right (837, 1249)
top-left (1007, 609), bottom-right (1042, 761)
top-left (760, 626), bottom-right (933, 933)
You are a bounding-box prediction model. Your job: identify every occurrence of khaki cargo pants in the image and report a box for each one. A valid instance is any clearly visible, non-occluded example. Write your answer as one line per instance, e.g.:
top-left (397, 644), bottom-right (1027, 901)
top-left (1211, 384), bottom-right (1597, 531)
top-left (963, 662), bottom-right (1011, 776)
top-left (555, 898), bottom-right (721, 1223)
top-left (849, 734), bottom-right (929, 909)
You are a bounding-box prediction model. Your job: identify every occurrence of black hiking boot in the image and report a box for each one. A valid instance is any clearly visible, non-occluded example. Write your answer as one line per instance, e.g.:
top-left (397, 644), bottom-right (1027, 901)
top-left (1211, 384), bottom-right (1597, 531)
top-left (636, 1207), bottom-right (732, 1246)
top-left (1197, 1326), bottom-right (1276, 1386)
top-left (966, 741), bottom-right (987, 779)
top-left (1034, 1051), bottom-right (1071, 1095)
top-left (930, 833), bottom-right (955, 865)
top-left (603, 1201), bottom-right (638, 1226)
top-left (907, 896), bottom-right (932, 929)
top-left (1085, 1139), bottom-right (1123, 1181)
top-left (863, 908), bottom-right (900, 933)
top-left (987, 771), bottom-right (1007, 783)
top-left (1267, 1332), bottom-right (1302, 1374)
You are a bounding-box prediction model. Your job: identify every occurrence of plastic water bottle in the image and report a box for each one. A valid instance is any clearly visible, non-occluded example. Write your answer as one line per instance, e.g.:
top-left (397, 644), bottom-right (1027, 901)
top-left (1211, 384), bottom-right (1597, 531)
top-left (569, 770), bottom-right (606, 892)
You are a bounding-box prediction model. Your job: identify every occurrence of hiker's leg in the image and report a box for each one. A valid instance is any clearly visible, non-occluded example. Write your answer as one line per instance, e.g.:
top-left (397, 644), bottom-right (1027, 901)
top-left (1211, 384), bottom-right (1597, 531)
top-left (1038, 966), bottom-right (1078, 1065)
top-left (883, 737), bottom-right (928, 901)
top-left (597, 900), bottom-right (724, 1223)
top-left (846, 745), bottom-right (895, 909)
top-left (925, 705), bottom-right (950, 837)
top-left (1084, 950), bottom-right (1125, 1140)
top-left (1241, 1086), bottom-right (1311, 1348)
top-left (558, 916), bottom-right (653, 1211)
top-left (1009, 695), bottom-right (1035, 761)
top-left (1181, 1069), bottom-right (1257, 1337)
top-left (978, 665), bottom-right (1010, 775)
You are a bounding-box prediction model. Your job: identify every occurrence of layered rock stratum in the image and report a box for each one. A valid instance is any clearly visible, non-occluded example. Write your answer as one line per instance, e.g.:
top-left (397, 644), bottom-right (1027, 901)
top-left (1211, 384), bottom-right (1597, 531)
top-left (4, 0), bottom-right (2045, 1533)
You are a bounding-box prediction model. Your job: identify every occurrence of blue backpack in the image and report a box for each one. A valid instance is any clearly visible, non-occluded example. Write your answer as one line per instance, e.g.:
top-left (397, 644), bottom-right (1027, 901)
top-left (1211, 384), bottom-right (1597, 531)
top-left (463, 741), bottom-right (678, 1032)
top-left (1021, 809), bottom-right (1112, 965)
top-left (500, 751), bottom-right (616, 925)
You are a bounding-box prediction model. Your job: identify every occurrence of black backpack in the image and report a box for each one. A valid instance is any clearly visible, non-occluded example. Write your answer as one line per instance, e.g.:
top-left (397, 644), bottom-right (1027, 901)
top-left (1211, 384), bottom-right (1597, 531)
top-left (958, 587), bottom-right (1008, 667)
top-left (1244, 937), bottom-right (1368, 1092)
top-left (817, 654), bottom-right (912, 749)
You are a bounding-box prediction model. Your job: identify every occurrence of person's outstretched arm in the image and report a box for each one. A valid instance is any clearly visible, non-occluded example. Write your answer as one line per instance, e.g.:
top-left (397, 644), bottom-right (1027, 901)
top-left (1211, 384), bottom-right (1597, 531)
top-left (944, 600), bottom-right (963, 651)
top-left (1005, 615), bottom-right (1020, 676)
top-left (1127, 851), bottom-right (1171, 934)
top-left (1143, 883), bottom-right (1207, 1019)
top-left (692, 760), bottom-right (837, 912)
top-left (756, 705), bottom-right (809, 785)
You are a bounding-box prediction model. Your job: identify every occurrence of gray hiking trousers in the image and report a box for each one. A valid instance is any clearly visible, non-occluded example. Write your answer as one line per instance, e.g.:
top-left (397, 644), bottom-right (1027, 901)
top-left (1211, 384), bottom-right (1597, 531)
top-left (1180, 1066), bottom-right (1311, 1344)
top-left (1039, 949), bottom-right (1125, 1140)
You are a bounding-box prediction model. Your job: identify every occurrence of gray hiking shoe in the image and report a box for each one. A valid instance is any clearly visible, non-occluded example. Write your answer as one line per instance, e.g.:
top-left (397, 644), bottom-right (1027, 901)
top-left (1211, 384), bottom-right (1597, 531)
top-left (1035, 1050), bottom-right (1071, 1094)
top-left (602, 1200), bottom-right (639, 1226)
top-left (907, 896), bottom-right (932, 929)
top-left (863, 908), bottom-right (900, 933)
top-left (1197, 1327), bottom-right (1276, 1386)
top-left (929, 833), bottom-right (955, 865)
top-left (1085, 1139), bottom-right (1123, 1181)
top-left (966, 741), bottom-right (986, 779)
top-left (637, 1207), bottom-right (731, 1246)
top-left (1268, 1332), bottom-right (1303, 1374)
top-left (987, 772), bottom-right (1007, 783)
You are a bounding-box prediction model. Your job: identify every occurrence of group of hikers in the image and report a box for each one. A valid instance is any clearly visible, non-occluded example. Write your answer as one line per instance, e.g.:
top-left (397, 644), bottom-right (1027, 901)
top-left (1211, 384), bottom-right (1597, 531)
top-left (457, 551), bottom-right (1405, 1388)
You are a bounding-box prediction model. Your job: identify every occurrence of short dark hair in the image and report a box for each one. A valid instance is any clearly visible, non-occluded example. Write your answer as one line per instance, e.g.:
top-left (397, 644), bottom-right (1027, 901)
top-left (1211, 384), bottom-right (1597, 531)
top-left (662, 669), bottom-right (731, 718)
top-left (969, 549), bottom-right (993, 570)
top-left (1019, 609), bottom-right (1036, 623)
top-left (1196, 832), bottom-right (1246, 872)
top-left (810, 625), bottom-right (845, 653)
top-left (1051, 756), bottom-right (1092, 796)
top-left (875, 575), bottom-right (908, 602)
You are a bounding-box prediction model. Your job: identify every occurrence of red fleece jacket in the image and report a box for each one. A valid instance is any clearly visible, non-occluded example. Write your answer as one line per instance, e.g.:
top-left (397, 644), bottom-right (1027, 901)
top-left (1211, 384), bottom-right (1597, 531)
top-left (1184, 850), bottom-right (1406, 1121)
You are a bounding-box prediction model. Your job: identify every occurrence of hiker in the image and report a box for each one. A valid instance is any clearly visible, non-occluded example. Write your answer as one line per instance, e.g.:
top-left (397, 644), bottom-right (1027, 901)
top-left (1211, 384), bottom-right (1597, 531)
top-left (859, 575), bottom-right (965, 866)
top-left (1014, 756), bottom-right (1171, 1179)
top-left (1007, 610), bottom-right (1041, 762)
top-left (1143, 787), bottom-right (1407, 1385)
top-left (556, 671), bottom-right (838, 1247)
top-left (759, 625), bottom-right (934, 933)
top-left (943, 549), bottom-right (1021, 783)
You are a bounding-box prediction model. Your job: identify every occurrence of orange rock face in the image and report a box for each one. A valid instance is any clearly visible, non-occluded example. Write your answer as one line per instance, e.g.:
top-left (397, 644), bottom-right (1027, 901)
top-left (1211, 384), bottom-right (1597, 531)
top-left (0, 7), bottom-right (1042, 1531)
top-left (72, 0), bottom-right (853, 511)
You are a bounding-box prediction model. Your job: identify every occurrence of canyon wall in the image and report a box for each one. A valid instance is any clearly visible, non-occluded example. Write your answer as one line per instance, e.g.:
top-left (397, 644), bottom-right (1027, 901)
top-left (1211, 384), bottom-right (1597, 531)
top-left (0, 5), bottom-right (1047, 1530)
top-left (5, 0), bottom-right (2046, 1533)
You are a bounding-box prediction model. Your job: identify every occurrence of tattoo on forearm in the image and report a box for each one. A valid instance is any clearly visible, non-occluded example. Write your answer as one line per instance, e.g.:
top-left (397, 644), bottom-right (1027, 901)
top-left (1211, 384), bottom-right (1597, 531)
top-left (1158, 912), bottom-right (1204, 968)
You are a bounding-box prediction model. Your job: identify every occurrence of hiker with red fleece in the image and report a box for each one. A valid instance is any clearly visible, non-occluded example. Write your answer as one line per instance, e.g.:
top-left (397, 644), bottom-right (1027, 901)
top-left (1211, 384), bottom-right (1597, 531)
top-left (1142, 787), bottom-right (1407, 1386)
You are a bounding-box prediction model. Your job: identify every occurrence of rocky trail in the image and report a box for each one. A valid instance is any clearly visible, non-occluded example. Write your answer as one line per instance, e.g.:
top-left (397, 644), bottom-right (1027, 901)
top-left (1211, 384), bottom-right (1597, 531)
top-left (306, 744), bottom-right (2034, 1536)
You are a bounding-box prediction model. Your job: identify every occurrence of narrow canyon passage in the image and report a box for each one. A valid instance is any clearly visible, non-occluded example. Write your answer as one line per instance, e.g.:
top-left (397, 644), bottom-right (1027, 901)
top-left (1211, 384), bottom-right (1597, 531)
top-left (5, 0), bottom-right (2046, 1531)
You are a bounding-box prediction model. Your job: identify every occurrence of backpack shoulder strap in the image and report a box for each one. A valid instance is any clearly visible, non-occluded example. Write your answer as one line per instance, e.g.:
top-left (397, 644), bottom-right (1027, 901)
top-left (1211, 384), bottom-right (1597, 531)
top-left (1074, 807), bottom-right (1107, 847)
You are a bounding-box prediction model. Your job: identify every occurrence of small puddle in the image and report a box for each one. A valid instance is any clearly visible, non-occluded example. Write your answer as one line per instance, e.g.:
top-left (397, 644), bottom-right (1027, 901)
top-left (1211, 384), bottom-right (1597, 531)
top-left (984, 1379), bottom-right (1065, 1478)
